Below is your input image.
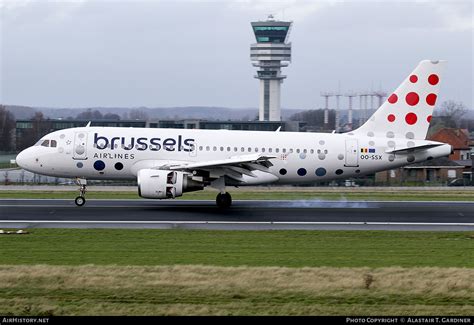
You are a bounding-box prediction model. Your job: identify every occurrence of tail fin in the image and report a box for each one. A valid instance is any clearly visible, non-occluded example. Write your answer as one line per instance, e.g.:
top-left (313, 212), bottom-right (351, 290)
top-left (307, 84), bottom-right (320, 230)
top-left (353, 60), bottom-right (446, 140)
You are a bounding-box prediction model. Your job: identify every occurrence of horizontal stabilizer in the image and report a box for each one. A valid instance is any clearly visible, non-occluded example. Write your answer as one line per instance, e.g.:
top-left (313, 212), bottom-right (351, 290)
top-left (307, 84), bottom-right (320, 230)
top-left (385, 143), bottom-right (443, 154)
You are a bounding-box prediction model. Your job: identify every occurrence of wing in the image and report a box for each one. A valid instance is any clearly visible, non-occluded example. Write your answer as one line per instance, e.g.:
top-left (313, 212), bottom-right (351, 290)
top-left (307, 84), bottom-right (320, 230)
top-left (161, 154), bottom-right (277, 183)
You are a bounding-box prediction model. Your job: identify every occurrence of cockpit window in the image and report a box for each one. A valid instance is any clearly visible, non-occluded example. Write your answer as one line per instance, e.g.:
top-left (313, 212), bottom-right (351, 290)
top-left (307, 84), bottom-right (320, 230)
top-left (35, 139), bottom-right (56, 147)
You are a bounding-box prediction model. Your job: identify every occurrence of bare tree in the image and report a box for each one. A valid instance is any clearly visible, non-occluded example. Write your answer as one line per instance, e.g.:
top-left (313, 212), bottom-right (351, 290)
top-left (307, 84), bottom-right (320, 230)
top-left (75, 109), bottom-right (103, 120)
top-left (17, 111), bottom-right (52, 151)
top-left (103, 113), bottom-right (121, 120)
top-left (0, 105), bottom-right (15, 152)
top-left (436, 100), bottom-right (468, 128)
top-left (129, 109), bottom-right (149, 120)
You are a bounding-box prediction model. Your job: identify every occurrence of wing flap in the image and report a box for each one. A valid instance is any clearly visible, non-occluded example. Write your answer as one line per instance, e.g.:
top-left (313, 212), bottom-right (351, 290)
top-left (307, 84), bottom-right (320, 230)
top-left (168, 154), bottom-right (276, 170)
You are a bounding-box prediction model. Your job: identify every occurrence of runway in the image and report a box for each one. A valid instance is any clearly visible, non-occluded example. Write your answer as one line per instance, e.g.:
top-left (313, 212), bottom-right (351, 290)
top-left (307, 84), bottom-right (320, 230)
top-left (0, 199), bottom-right (473, 231)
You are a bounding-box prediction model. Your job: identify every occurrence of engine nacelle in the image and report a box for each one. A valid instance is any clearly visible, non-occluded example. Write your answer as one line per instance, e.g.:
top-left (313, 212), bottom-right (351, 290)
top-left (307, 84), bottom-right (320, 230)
top-left (137, 169), bottom-right (203, 199)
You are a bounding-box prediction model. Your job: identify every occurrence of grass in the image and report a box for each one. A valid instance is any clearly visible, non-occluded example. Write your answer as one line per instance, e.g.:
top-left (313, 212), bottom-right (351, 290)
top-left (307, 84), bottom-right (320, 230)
top-left (0, 189), bottom-right (473, 201)
top-left (1, 229), bottom-right (473, 315)
top-left (1, 229), bottom-right (473, 267)
top-left (0, 265), bottom-right (473, 315)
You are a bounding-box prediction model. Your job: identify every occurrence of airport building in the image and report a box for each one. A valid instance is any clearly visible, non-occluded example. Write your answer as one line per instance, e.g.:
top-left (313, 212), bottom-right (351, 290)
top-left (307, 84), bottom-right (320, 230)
top-left (147, 119), bottom-right (300, 132)
top-left (250, 16), bottom-right (292, 122)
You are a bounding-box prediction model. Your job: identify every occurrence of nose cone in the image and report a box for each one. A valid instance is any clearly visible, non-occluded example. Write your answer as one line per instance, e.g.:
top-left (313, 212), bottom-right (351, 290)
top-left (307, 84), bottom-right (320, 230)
top-left (16, 148), bottom-right (34, 171)
top-left (16, 150), bottom-right (27, 169)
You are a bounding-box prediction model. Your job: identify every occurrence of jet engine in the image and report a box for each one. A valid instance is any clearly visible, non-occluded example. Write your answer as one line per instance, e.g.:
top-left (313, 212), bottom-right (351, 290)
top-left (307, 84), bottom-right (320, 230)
top-left (137, 169), bottom-right (203, 199)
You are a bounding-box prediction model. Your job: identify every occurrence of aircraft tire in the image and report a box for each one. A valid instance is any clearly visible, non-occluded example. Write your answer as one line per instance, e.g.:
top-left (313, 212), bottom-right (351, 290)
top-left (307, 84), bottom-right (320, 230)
top-left (75, 196), bottom-right (86, 207)
top-left (216, 192), bottom-right (232, 208)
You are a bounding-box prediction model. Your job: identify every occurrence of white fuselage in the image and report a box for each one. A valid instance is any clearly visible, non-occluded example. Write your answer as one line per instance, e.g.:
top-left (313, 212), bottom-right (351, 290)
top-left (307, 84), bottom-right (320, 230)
top-left (16, 126), bottom-right (451, 185)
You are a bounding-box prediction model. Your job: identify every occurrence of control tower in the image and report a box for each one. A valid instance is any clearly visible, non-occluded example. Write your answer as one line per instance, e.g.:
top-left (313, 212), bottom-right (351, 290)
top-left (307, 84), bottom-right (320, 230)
top-left (250, 15), bottom-right (292, 121)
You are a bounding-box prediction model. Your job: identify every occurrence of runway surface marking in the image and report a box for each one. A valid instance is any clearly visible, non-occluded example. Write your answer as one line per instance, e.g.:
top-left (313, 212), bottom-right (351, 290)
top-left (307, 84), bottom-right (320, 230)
top-left (1, 220), bottom-right (473, 226)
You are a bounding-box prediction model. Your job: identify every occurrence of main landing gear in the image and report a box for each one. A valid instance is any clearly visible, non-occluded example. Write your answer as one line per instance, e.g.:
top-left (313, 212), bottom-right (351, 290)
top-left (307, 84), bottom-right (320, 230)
top-left (74, 178), bottom-right (87, 207)
top-left (216, 192), bottom-right (232, 208)
top-left (211, 178), bottom-right (232, 208)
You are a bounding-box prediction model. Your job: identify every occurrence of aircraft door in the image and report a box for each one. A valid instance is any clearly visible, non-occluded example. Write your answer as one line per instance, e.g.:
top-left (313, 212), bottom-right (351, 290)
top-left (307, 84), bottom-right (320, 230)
top-left (73, 132), bottom-right (88, 160)
top-left (344, 139), bottom-right (358, 167)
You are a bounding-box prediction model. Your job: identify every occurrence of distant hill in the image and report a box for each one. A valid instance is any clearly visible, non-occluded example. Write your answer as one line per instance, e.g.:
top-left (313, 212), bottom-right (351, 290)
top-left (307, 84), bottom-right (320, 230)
top-left (6, 104), bottom-right (472, 123)
top-left (4, 105), bottom-right (37, 119)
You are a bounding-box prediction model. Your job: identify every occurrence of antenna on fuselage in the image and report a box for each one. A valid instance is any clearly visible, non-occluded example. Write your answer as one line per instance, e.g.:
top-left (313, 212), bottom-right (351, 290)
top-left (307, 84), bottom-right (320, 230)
top-left (86, 121), bottom-right (91, 127)
top-left (275, 126), bottom-right (281, 132)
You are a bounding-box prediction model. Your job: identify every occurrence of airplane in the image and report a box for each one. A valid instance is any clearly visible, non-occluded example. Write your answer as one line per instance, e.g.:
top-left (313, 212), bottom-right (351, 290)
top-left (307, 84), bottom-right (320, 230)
top-left (16, 60), bottom-right (452, 208)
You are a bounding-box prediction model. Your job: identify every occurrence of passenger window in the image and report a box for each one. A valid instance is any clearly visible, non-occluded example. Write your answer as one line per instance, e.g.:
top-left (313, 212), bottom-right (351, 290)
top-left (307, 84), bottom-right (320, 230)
top-left (51, 140), bottom-right (57, 148)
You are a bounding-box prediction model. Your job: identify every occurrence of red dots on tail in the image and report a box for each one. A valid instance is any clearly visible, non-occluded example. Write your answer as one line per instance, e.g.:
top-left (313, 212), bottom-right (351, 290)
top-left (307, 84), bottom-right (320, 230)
top-left (388, 94), bottom-right (398, 104)
top-left (428, 74), bottom-right (439, 85)
top-left (405, 92), bottom-right (419, 106)
top-left (426, 94), bottom-right (437, 106)
top-left (405, 113), bottom-right (418, 125)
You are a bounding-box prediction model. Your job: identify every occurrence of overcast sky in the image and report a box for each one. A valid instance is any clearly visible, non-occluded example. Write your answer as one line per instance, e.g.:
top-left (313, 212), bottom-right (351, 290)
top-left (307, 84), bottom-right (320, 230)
top-left (1, 0), bottom-right (472, 110)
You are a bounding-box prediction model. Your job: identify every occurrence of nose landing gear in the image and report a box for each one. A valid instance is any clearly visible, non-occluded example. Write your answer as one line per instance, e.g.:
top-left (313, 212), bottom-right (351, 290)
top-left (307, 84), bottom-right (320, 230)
top-left (74, 178), bottom-right (87, 207)
top-left (75, 195), bottom-right (85, 206)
